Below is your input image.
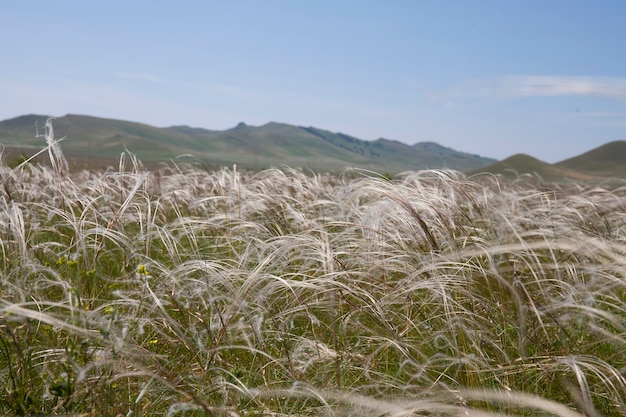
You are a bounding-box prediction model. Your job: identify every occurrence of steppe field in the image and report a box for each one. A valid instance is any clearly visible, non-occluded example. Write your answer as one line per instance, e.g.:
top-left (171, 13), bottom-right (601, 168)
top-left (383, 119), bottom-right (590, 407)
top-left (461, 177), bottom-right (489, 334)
top-left (1, 131), bottom-right (626, 416)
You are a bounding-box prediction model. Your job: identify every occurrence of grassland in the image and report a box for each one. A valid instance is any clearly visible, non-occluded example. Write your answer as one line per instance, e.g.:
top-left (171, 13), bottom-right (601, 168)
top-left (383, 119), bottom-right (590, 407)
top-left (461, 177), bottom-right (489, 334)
top-left (0, 123), bottom-right (625, 416)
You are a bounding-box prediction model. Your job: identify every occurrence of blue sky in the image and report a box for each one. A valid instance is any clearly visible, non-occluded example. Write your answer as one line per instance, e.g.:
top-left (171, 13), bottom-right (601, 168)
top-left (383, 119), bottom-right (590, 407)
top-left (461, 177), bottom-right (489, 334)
top-left (2, 1), bottom-right (626, 162)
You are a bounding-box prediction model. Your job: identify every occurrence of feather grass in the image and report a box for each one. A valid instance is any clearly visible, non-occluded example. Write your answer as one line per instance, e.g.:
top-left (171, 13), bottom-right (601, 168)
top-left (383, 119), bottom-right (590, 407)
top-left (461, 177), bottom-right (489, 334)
top-left (1, 132), bottom-right (625, 415)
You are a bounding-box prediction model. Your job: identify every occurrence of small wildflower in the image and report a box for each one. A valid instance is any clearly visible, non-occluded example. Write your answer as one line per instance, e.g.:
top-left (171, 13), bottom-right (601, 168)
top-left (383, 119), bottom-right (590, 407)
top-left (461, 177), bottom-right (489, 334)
top-left (56, 256), bottom-right (67, 266)
top-left (137, 264), bottom-right (149, 276)
top-left (148, 339), bottom-right (158, 345)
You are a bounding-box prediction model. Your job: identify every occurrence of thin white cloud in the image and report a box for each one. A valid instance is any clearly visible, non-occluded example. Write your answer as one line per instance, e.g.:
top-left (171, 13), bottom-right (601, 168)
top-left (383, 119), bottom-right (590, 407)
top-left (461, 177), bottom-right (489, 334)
top-left (431, 75), bottom-right (626, 105)
top-left (500, 75), bottom-right (626, 100)
top-left (550, 110), bottom-right (626, 128)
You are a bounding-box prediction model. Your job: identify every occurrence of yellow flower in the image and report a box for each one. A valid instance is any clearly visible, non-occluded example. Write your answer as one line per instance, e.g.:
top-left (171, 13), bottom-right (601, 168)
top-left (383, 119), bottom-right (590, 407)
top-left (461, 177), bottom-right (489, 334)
top-left (137, 264), bottom-right (149, 276)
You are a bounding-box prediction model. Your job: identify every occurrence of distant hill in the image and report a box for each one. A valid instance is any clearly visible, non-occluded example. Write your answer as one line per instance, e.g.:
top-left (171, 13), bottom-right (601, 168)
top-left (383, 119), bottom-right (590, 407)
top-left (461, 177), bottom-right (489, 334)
top-left (0, 114), bottom-right (496, 173)
top-left (555, 140), bottom-right (626, 177)
top-left (470, 140), bottom-right (626, 182)
top-left (468, 153), bottom-right (601, 182)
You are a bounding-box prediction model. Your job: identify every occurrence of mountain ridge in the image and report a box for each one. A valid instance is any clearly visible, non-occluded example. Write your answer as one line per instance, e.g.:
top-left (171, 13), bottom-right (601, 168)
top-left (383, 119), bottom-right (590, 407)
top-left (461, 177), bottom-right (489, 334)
top-left (2, 114), bottom-right (623, 181)
top-left (0, 114), bottom-right (496, 173)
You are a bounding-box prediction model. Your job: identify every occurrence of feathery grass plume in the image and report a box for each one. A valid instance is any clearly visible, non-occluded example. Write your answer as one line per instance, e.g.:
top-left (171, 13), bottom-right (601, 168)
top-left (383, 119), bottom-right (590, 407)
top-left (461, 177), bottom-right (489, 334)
top-left (7, 201), bottom-right (27, 263)
top-left (36, 117), bottom-right (68, 174)
top-left (1, 152), bottom-right (626, 415)
top-left (250, 387), bottom-right (588, 417)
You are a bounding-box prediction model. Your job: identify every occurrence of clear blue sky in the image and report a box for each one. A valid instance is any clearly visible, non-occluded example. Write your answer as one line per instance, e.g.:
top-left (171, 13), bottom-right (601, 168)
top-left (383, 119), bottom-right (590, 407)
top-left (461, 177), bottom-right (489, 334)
top-left (2, 1), bottom-right (625, 162)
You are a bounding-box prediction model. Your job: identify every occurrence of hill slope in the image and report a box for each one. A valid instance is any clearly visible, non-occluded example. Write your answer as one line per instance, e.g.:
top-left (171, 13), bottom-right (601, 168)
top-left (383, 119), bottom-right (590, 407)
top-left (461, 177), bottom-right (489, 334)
top-left (468, 153), bottom-right (600, 181)
top-left (555, 140), bottom-right (626, 177)
top-left (0, 114), bottom-right (496, 173)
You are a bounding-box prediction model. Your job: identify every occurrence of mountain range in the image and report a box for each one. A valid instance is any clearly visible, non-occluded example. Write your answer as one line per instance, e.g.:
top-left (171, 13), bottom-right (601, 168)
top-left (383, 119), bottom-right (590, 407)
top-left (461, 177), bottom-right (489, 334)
top-left (0, 114), bottom-right (624, 181)
top-left (0, 114), bottom-right (494, 173)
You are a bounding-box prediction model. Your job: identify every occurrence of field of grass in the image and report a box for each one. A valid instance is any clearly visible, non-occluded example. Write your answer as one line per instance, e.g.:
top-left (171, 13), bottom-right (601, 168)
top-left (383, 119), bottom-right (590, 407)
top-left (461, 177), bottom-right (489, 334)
top-left (1, 125), bottom-right (626, 416)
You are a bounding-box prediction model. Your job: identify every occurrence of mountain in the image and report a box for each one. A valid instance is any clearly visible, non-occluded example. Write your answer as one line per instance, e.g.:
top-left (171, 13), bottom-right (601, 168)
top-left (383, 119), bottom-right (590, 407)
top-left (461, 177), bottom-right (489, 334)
top-left (468, 153), bottom-right (601, 182)
top-left (0, 114), bottom-right (496, 173)
top-left (554, 140), bottom-right (626, 177)
top-left (470, 140), bottom-right (626, 182)
top-left (412, 142), bottom-right (491, 172)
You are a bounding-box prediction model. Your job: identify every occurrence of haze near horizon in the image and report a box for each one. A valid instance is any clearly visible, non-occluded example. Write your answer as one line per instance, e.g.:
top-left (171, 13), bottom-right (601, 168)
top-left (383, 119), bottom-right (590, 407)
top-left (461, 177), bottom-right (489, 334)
top-left (2, 1), bottom-right (625, 163)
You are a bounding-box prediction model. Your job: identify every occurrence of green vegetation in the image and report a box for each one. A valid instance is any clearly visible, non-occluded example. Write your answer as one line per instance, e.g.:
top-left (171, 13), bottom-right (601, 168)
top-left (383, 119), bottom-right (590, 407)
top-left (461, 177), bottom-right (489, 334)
top-left (472, 141), bottom-right (626, 182)
top-left (468, 154), bottom-right (601, 182)
top-left (555, 140), bottom-right (626, 177)
top-left (0, 122), bottom-right (625, 416)
top-left (0, 114), bottom-right (496, 174)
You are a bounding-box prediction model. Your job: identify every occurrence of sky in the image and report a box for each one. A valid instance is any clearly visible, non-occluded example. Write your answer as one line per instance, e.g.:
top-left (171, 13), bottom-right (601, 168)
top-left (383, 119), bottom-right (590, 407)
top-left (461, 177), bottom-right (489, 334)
top-left (2, 1), bottom-right (626, 162)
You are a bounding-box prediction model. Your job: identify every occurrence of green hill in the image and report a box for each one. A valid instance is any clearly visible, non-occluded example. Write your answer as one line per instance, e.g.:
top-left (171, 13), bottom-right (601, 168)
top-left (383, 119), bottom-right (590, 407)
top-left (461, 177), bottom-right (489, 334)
top-left (555, 140), bottom-right (626, 178)
top-left (0, 114), bottom-right (496, 173)
top-left (468, 153), bottom-right (601, 182)
top-left (0, 114), bottom-right (199, 159)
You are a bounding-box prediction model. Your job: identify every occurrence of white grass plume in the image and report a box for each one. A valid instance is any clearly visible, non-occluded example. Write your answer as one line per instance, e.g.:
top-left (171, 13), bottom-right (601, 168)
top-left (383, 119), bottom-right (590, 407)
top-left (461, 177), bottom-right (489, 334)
top-left (1, 159), bottom-right (626, 415)
top-left (36, 117), bottom-right (68, 174)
